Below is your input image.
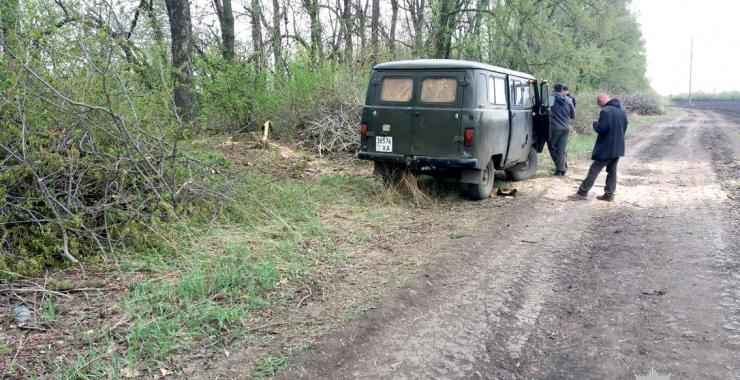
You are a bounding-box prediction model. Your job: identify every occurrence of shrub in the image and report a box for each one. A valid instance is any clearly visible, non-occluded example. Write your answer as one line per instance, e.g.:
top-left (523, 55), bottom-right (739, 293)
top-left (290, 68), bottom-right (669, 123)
top-left (620, 92), bottom-right (663, 115)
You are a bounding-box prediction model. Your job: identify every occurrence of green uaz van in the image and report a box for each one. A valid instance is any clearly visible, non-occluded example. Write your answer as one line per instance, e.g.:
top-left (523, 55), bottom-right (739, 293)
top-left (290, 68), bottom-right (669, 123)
top-left (358, 59), bottom-right (550, 199)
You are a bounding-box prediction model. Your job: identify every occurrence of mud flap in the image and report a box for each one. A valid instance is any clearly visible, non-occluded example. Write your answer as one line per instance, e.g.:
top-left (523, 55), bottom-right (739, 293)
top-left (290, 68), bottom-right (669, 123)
top-left (459, 168), bottom-right (484, 184)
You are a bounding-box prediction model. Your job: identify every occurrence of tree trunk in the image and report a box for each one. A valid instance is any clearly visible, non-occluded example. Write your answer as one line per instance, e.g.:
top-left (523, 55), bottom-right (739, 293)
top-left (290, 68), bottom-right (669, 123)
top-left (341, 0), bottom-right (353, 64)
top-left (356, 0), bottom-right (367, 59)
top-left (469, 0), bottom-right (487, 60)
top-left (250, 0), bottom-right (264, 68)
top-left (213, 0), bottom-right (235, 60)
top-left (271, 0), bottom-right (283, 71)
top-left (406, 0), bottom-right (425, 57)
top-left (389, 0), bottom-right (398, 59)
top-left (304, 0), bottom-right (323, 65)
top-left (430, 0), bottom-right (455, 59)
top-left (164, 0), bottom-right (197, 126)
top-left (370, 0), bottom-right (379, 63)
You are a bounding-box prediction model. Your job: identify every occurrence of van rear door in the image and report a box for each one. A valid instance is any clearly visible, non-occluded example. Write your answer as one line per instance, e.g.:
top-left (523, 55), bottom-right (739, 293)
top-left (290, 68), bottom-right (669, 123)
top-left (368, 72), bottom-right (415, 155)
top-left (412, 72), bottom-right (465, 157)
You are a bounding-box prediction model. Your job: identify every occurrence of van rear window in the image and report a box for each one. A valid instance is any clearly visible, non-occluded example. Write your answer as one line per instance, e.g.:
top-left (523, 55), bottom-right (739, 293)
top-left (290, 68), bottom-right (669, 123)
top-left (380, 78), bottom-right (413, 102)
top-left (420, 78), bottom-right (457, 103)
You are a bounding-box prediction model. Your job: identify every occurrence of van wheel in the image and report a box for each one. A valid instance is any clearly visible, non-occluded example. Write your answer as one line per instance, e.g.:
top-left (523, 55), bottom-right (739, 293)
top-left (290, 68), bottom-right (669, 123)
top-left (467, 160), bottom-right (495, 200)
top-left (506, 146), bottom-right (538, 181)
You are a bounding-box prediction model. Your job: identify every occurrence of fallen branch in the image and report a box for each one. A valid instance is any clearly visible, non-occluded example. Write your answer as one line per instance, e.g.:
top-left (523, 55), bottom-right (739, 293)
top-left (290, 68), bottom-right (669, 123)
top-left (0, 287), bottom-right (73, 299)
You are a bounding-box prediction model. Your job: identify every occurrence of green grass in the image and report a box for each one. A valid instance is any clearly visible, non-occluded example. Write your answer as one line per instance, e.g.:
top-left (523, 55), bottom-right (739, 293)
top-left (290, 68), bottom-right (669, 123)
top-left (41, 168), bottom-right (388, 378)
top-left (0, 345), bottom-right (13, 355)
top-left (252, 354), bottom-right (287, 379)
top-left (448, 232), bottom-right (466, 239)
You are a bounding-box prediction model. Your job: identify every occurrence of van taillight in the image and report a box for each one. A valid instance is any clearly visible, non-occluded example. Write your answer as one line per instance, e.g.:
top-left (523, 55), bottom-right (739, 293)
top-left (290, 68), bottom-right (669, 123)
top-left (464, 128), bottom-right (474, 147)
top-left (360, 123), bottom-right (368, 141)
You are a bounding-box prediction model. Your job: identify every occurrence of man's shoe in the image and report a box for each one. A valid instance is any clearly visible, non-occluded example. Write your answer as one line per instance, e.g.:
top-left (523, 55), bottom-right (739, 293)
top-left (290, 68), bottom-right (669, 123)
top-left (554, 171), bottom-right (566, 176)
top-left (567, 193), bottom-right (588, 201)
top-left (596, 194), bottom-right (614, 202)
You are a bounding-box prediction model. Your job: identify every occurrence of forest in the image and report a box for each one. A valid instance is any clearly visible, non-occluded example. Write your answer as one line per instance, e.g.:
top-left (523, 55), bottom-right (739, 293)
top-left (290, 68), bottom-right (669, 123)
top-left (1, 0), bottom-right (654, 376)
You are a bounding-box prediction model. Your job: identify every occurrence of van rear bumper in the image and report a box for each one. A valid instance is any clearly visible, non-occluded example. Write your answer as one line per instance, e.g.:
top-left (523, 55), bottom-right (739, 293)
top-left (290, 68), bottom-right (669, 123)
top-left (357, 152), bottom-right (478, 168)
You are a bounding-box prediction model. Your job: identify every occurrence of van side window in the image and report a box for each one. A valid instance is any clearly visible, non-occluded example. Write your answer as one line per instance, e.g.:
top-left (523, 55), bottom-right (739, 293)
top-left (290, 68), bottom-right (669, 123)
top-left (479, 74), bottom-right (488, 105)
top-left (522, 82), bottom-right (532, 107)
top-left (492, 76), bottom-right (506, 105)
top-left (380, 77), bottom-right (413, 102)
top-left (487, 76), bottom-right (496, 104)
top-left (420, 78), bottom-right (457, 103)
top-left (509, 80), bottom-right (520, 106)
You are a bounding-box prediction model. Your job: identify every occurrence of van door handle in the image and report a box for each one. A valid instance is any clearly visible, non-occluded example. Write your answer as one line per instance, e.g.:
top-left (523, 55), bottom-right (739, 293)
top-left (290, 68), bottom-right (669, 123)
top-left (414, 112), bottom-right (420, 117)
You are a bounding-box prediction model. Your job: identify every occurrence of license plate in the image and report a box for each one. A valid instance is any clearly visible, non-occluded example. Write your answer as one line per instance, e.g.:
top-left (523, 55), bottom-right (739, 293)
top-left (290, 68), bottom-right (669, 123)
top-left (376, 136), bottom-right (392, 152)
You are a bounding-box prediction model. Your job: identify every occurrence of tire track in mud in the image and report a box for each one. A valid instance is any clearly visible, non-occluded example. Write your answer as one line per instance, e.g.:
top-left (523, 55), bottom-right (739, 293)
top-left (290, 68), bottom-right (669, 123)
top-left (279, 181), bottom-right (597, 379)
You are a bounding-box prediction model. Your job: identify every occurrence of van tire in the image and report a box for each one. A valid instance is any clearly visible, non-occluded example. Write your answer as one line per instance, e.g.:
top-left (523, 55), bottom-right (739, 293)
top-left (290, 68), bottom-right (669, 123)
top-left (506, 146), bottom-right (538, 181)
top-left (467, 160), bottom-right (495, 200)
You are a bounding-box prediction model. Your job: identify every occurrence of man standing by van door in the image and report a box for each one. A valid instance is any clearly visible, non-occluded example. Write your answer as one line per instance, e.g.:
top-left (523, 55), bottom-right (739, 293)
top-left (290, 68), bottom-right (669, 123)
top-left (548, 83), bottom-right (575, 176)
top-left (563, 85), bottom-right (576, 109)
top-left (568, 95), bottom-right (628, 202)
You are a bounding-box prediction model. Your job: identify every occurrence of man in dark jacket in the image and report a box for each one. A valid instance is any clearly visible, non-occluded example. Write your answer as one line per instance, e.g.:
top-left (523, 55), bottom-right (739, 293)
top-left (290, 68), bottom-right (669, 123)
top-left (548, 83), bottom-right (576, 176)
top-left (568, 95), bottom-right (628, 202)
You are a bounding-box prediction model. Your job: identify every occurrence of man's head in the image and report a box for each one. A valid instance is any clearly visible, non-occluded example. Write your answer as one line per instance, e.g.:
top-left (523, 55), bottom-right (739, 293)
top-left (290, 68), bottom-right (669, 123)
top-left (596, 95), bottom-right (610, 108)
top-left (553, 83), bottom-right (563, 94)
top-left (562, 85), bottom-right (570, 95)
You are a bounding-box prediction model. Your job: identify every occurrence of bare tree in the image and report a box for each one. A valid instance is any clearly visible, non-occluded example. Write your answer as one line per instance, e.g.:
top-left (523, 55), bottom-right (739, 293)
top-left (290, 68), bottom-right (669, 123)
top-left (303, 0), bottom-right (323, 64)
top-left (250, 0), bottom-right (264, 68)
top-left (355, 0), bottom-right (368, 58)
top-left (389, 0), bottom-right (399, 59)
top-left (271, 0), bottom-right (284, 70)
top-left (370, 0), bottom-right (379, 63)
top-left (213, 0), bottom-right (235, 60)
top-left (341, 0), bottom-right (353, 63)
top-left (429, 0), bottom-right (461, 58)
top-left (164, 0), bottom-right (197, 126)
top-left (404, 0), bottom-right (425, 57)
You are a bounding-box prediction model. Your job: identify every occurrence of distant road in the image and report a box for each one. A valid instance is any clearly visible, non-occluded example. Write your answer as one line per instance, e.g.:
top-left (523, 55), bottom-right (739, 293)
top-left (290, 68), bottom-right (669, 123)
top-left (672, 100), bottom-right (740, 121)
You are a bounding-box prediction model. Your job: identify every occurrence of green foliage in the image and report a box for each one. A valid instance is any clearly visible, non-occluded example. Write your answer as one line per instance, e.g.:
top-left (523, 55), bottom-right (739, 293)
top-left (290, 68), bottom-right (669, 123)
top-left (457, 0), bottom-right (648, 92)
top-left (197, 55), bottom-right (368, 139)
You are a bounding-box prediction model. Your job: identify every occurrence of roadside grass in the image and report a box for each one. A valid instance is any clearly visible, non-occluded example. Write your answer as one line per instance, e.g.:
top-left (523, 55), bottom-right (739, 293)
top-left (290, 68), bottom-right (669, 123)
top-left (36, 167), bottom-right (395, 378)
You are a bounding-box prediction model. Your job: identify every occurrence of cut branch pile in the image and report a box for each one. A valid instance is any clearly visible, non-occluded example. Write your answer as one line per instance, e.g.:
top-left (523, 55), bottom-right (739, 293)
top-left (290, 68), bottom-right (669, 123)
top-left (298, 82), bottom-right (363, 156)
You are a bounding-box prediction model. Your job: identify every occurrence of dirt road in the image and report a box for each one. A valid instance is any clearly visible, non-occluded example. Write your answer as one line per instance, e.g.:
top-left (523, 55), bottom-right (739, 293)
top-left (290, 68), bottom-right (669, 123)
top-left (279, 107), bottom-right (740, 379)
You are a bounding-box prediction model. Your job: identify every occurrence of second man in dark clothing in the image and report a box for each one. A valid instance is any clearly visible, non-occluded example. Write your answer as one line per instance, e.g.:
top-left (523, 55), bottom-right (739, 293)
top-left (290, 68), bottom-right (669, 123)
top-left (563, 85), bottom-right (576, 109)
top-left (548, 83), bottom-right (576, 176)
top-left (568, 95), bottom-right (628, 202)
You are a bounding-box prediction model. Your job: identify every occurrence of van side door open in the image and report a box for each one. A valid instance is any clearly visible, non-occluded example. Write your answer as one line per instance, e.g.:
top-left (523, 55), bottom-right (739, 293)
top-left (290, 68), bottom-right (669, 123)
top-left (412, 71), bottom-right (466, 158)
top-left (505, 77), bottom-right (532, 164)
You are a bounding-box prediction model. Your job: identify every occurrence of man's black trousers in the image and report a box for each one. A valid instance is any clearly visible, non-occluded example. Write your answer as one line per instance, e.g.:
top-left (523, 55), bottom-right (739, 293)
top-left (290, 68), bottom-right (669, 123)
top-left (547, 129), bottom-right (569, 173)
top-left (578, 157), bottom-right (620, 196)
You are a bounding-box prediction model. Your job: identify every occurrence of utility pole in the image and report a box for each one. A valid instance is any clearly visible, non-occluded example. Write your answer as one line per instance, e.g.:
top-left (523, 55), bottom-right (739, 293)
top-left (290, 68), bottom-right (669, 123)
top-left (689, 38), bottom-right (693, 106)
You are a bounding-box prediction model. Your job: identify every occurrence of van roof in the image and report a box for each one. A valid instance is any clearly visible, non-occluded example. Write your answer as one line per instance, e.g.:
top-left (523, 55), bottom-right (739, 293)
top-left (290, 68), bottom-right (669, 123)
top-left (373, 59), bottom-right (536, 80)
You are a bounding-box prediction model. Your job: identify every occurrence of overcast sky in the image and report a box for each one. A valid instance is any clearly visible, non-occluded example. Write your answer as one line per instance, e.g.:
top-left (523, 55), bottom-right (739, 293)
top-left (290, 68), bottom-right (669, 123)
top-left (631, 0), bottom-right (740, 95)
